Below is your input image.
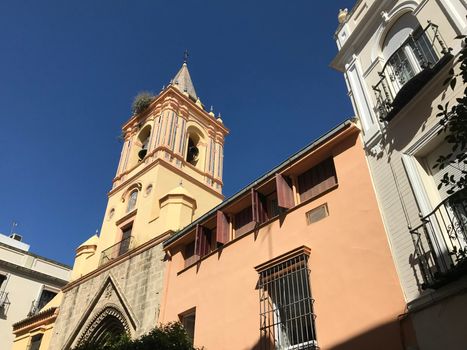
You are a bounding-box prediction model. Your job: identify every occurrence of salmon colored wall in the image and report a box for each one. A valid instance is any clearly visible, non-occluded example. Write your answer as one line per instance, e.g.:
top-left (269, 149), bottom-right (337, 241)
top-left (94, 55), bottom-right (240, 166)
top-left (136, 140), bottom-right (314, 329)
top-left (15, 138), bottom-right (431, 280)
top-left (159, 132), bottom-right (406, 350)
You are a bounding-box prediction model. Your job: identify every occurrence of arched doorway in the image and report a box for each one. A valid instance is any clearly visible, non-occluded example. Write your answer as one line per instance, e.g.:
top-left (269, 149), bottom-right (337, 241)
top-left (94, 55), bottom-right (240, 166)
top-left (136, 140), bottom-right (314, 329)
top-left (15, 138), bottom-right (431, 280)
top-left (77, 307), bottom-right (130, 347)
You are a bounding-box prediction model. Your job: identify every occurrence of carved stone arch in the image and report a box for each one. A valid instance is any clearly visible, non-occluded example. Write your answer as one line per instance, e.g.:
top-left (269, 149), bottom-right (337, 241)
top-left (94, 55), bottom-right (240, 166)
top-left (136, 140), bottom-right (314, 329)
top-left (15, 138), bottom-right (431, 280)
top-left (371, 0), bottom-right (420, 62)
top-left (76, 305), bottom-right (131, 346)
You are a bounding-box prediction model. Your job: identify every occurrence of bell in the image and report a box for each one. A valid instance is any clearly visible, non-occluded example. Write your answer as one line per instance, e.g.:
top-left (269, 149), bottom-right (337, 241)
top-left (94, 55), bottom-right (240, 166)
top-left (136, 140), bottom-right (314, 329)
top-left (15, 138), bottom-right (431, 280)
top-left (189, 146), bottom-right (199, 158)
top-left (138, 148), bottom-right (147, 160)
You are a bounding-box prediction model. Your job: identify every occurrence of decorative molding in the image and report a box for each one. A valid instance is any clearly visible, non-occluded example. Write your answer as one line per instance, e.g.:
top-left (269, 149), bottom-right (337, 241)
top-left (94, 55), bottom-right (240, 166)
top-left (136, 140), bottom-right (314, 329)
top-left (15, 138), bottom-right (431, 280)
top-left (402, 121), bottom-right (444, 217)
top-left (64, 274), bottom-right (139, 349)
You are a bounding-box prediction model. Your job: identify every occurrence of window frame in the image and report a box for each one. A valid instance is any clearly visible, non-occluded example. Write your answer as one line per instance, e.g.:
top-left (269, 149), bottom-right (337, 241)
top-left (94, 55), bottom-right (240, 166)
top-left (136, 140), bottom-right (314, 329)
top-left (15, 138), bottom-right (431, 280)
top-left (179, 308), bottom-right (196, 344)
top-left (126, 189), bottom-right (138, 213)
top-left (255, 247), bottom-right (317, 350)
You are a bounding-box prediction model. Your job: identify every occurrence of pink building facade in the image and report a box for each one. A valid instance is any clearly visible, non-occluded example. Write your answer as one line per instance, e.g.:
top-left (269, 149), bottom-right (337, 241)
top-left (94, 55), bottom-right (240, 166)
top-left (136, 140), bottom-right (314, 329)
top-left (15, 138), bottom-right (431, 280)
top-left (159, 121), bottom-right (412, 350)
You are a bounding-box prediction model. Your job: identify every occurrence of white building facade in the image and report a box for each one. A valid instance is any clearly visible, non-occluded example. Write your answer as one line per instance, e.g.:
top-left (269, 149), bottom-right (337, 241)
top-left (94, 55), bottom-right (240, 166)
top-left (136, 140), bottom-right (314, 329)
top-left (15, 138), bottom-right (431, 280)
top-left (0, 233), bottom-right (71, 349)
top-left (331, 1), bottom-right (467, 349)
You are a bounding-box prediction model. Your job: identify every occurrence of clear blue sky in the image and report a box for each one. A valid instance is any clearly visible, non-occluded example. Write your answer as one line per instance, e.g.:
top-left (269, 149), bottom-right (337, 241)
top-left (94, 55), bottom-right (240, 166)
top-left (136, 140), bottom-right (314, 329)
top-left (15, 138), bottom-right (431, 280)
top-left (0, 1), bottom-right (355, 266)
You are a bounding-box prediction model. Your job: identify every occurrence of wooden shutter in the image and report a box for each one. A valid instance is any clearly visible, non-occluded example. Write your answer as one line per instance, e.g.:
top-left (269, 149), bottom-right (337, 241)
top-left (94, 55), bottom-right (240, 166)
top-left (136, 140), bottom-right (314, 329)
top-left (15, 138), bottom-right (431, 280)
top-left (194, 225), bottom-right (209, 257)
top-left (298, 158), bottom-right (337, 202)
top-left (252, 189), bottom-right (268, 223)
top-left (234, 206), bottom-right (254, 237)
top-left (276, 173), bottom-right (294, 209)
top-left (216, 211), bottom-right (230, 244)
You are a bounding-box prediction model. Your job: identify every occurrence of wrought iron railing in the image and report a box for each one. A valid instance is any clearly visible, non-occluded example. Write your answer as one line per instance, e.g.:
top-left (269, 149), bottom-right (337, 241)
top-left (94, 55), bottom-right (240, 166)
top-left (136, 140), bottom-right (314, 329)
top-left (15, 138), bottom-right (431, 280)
top-left (99, 236), bottom-right (134, 266)
top-left (373, 21), bottom-right (450, 121)
top-left (0, 291), bottom-right (10, 317)
top-left (410, 189), bottom-right (467, 289)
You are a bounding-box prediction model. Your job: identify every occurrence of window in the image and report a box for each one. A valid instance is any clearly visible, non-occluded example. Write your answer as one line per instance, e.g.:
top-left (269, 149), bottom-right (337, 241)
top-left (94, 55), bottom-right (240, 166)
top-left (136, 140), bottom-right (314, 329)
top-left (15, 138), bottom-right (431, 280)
top-left (257, 251), bottom-right (317, 349)
top-left (29, 334), bottom-right (43, 350)
top-left (252, 189), bottom-right (280, 224)
top-left (118, 224), bottom-right (133, 256)
top-left (298, 158), bottom-right (337, 202)
top-left (374, 16), bottom-right (448, 120)
top-left (37, 289), bottom-right (57, 311)
top-left (127, 190), bottom-right (138, 212)
top-left (184, 241), bottom-right (197, 268)
top-left (0, 274), bottom-right (6, 290)
top-left (385, 26), bottom-right (438, 90)
top-left (180, 310), bottom-right (196, 344)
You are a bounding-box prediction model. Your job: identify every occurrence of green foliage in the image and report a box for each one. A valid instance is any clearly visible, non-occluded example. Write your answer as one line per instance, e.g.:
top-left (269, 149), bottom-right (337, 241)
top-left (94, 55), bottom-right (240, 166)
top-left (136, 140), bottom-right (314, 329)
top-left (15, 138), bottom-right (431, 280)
top-left (132, 92), bottom-right (154, 115)
top-left (73, 322), bottom-right (199, 350)
top-left (434, 34), bottom-right (467, 194)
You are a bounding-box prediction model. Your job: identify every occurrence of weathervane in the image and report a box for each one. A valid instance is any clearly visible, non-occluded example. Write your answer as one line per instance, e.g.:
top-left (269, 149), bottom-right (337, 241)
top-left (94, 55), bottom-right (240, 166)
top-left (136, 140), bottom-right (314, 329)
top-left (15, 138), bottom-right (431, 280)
top-left (183, 49), bottom-right (189, 64)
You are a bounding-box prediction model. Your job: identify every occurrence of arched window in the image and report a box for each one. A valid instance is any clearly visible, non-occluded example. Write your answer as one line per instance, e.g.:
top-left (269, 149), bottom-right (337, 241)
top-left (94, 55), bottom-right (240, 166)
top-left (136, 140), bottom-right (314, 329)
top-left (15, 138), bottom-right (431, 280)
top-left (382, 13), bottom-right (438, 89)
top-left (127, 190), bottom-right (138, 212)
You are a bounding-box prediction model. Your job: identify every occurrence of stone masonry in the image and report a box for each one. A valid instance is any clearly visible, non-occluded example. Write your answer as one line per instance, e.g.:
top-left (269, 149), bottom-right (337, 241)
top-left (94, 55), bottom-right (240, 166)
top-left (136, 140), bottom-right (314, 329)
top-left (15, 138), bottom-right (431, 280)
top-left (48, 242), bottom-right (165, 349)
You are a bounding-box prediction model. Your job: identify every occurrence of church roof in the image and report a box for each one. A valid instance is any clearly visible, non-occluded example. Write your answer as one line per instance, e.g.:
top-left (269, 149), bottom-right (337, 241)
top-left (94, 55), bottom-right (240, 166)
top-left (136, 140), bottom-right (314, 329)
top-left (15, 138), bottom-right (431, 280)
top-left (172, 62), bottom-right (198, 100)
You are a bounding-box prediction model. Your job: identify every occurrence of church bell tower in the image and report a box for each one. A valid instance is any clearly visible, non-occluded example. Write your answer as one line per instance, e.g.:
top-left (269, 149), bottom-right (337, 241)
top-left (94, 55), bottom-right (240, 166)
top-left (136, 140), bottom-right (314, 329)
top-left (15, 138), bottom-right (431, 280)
top-left (72, 60), bottom-right (228, 279)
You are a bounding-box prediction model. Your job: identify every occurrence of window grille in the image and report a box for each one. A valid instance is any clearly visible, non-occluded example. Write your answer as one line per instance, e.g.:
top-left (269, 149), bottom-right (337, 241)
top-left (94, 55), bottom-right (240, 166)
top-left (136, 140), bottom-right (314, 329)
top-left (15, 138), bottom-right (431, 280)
top-left (258, 253), bottom-right (317, 350)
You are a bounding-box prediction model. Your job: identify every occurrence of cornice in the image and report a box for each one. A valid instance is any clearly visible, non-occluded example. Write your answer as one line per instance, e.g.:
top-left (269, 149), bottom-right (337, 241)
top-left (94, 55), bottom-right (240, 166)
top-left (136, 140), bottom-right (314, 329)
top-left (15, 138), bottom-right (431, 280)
top-left (110, 147), bottom-right (224, 198)
top-left (121, 86), bottom-right (229, 136)
top-left (0, 260), bottom-right (68, 287)
top-left (12, 307), bottom-right (58, 334)
top-left (330, 0), bottom-right (392, 71)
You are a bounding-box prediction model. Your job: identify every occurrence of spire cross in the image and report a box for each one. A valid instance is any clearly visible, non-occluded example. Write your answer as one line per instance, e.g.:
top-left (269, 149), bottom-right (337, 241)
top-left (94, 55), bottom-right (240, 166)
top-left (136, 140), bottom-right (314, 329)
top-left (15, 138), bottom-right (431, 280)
top-left (183, 50), bottom-right (189, 64)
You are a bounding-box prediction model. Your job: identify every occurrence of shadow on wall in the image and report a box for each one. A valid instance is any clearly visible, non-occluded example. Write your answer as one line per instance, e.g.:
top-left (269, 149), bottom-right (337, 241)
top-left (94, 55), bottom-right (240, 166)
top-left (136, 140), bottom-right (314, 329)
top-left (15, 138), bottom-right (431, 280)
top-left (245, 317), bottom-right (417, 350)
top-left (329, 317), bottom-right (417, 350)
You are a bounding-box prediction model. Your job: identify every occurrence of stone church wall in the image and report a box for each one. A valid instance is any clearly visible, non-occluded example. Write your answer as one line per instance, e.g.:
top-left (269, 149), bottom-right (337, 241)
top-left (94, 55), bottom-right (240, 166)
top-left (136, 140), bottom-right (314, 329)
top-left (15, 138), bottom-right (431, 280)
top-left (49, 243), bottom-right (165, 350)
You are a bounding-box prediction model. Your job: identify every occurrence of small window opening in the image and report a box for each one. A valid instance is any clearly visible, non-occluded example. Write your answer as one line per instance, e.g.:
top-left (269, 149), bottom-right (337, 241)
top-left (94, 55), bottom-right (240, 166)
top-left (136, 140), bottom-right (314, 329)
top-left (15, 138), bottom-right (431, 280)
top-left (180, 310), bottom-right (196, 344)
top-left (29, 334), bottom-right (43, 350)
top-left (0, 275), bottom-right (6, 290)
top-left (184, 241), bottom-right (197, 267)
top-left (119, 224), bottom-right (133, 256)
top-left (234, 206), bottom-right (254, 238)
top-left (127, 190), bottom-right (138, 212)
top-left (37, 289), bottom-right (57, 311)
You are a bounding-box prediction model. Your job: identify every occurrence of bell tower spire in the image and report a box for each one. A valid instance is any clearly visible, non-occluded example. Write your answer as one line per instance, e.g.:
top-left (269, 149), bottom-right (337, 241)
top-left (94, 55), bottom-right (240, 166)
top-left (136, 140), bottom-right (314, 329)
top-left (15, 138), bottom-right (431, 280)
top-left (80, 57), bottom-right (230, 265)
top-left (171, 57), bottom-right (198, 100)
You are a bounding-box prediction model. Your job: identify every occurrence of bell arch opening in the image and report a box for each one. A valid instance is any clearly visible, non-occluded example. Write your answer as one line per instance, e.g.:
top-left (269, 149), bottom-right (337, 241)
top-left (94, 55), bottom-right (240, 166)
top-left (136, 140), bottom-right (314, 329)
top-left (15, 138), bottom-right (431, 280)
top-left (127, 125), bottom-right (152, 168)
top-left (185, 126), bottom-right (205, 169)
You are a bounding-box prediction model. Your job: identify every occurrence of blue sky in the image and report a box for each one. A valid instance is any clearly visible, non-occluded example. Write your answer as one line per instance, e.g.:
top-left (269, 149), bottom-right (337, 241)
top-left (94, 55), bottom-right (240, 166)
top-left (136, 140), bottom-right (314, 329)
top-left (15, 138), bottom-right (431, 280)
top-left (0, 1), bottom-right (355, 266)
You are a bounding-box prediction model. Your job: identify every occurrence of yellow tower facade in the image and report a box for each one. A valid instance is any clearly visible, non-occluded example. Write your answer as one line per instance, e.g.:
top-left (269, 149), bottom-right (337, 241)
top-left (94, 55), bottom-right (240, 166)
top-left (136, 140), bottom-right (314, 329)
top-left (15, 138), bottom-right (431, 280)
top-left (72, 62), bottom-right (228, 279)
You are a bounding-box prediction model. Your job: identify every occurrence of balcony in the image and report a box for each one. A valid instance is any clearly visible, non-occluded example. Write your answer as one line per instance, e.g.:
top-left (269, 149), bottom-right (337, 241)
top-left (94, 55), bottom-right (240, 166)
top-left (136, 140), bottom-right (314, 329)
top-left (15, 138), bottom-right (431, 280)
top-left (0, 291), bottom-right (10, 318)
top-left (373, 22), bottom-right (452, 121)
top-left (410, 189), bottom-right (467, 289)
top-left (99, 235), bottom-right (134, 266)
